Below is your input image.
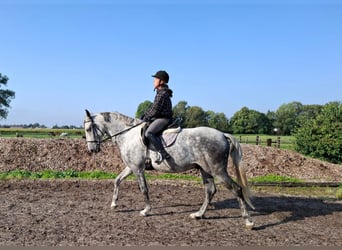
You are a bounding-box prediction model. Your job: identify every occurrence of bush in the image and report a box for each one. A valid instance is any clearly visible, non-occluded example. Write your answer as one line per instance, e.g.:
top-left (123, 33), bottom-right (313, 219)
top-left (294, 102), bottom-right (342, 164)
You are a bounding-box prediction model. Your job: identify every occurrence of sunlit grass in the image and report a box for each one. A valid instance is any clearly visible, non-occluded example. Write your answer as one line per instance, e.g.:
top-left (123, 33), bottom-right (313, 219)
top-left (250, 174), bottom-right (303, 183)
top-left (1, 170), bottom-right (340, 199)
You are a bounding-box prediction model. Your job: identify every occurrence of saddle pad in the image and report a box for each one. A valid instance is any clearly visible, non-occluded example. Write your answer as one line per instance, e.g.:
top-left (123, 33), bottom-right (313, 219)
top-left (161, 127), bottom-right (182, 147)
top-left (163, 126), bottom-right (182, 134)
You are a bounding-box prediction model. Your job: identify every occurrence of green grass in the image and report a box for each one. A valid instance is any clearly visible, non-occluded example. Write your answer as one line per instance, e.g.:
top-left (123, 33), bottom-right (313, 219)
top-left (0, 170), bottom-right (115, 180)
top-left (250, 174), bottom-right (303, 183)
top-left (2, 170), bottom-right (340, 199)
top-left (0, 170), bottom-right (202, 182)
top-left (336, 187), bottom-right (342, 199)
top-left (0, 171), bottom-right (302, 183)
top-left (0, 128), bottom-right (84, 139)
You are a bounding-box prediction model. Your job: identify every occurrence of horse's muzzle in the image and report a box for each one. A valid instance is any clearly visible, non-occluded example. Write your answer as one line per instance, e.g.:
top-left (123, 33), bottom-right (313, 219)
top-left (88, 143), bottom-right (101, 153)
top-left (90, 148), bottom-right (100, 153)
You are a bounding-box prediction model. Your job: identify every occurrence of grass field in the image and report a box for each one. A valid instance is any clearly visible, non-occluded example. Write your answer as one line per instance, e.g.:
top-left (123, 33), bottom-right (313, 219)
top-left (0, 128), bottom-right (84, 139)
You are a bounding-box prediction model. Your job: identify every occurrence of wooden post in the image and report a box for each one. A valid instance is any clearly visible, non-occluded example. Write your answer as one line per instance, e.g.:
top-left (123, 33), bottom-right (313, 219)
top-left (277, 136), bottom-right (281, 148)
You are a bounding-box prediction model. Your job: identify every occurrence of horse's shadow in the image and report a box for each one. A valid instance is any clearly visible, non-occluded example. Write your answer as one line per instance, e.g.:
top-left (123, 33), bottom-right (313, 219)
top-left (112, 195), bottom-right (342, 231)
top-left (211, 195), bottom-right (342, 230)
top-left (115, 203), bottom-right (202, 216)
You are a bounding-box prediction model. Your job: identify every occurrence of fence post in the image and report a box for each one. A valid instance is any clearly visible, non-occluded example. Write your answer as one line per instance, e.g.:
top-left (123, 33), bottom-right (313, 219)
top-left (256, 136), bottom-right (260, 145)
top-left (277, 136), bottom-right (281, 148)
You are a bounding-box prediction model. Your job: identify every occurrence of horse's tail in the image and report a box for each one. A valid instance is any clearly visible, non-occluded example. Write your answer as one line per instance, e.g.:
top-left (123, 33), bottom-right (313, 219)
top-left (224, 133), bottom-right (255, 210)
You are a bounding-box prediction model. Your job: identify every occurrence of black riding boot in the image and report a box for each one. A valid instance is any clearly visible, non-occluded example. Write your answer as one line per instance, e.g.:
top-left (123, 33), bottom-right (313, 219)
top-left (146, 133), bottom-right (171, 164)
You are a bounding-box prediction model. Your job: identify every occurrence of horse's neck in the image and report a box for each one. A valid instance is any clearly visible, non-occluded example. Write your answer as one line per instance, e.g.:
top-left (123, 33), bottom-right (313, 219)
top-left (103, 112), bottom-right (140, 136)
top-left (110, 112), bottom-right (140, 126)
top-left (105, 121), bottom-right (125, 136)
top-left (111, 123), bottom-right (143, 153)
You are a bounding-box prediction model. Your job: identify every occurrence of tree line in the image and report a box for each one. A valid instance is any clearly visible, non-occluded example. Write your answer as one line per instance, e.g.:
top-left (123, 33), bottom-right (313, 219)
top-left (136, 100), bottom-right (333, 136)
top-left (0, 123), bottom-right (82, 129)
top-left (137, 100), bottom-right (341, 164)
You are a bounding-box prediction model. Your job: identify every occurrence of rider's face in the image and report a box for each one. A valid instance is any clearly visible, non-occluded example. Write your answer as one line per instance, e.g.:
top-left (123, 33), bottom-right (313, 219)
top-left (153, 77), bottom-right (161, 89)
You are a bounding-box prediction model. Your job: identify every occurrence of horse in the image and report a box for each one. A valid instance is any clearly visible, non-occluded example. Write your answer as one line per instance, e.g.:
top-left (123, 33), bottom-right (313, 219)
top-left (84, 110), bottom-right (255, 229)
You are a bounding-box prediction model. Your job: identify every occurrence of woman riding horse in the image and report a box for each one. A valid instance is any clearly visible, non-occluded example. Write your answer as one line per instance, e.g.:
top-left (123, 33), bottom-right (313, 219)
top-left (141, 70), bottom-right (173, 164)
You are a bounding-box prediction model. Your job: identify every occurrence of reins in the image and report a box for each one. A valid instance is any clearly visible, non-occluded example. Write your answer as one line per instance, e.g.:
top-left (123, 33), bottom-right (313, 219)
top-left (85, 120), bottom-right (144, 144)
top-left (101, 122), bottom-right (144, 143)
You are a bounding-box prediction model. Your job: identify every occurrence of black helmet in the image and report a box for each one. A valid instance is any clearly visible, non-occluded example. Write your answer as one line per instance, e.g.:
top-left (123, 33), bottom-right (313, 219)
top-left (152, 70), bottom-right (169, 83)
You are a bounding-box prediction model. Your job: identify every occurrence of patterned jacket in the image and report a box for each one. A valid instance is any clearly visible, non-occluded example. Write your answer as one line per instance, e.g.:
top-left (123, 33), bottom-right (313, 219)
top-left (143, 85), bottom-right (173, 121)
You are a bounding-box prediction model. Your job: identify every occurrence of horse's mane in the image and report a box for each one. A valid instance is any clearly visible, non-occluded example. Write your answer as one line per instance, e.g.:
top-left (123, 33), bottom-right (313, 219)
top-left (100, 111), bottom-right (141, 126)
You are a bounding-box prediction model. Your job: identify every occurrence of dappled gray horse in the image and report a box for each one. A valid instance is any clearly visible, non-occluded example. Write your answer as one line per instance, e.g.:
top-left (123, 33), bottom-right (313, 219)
top-left (84, 110), bottom-right (255, 229)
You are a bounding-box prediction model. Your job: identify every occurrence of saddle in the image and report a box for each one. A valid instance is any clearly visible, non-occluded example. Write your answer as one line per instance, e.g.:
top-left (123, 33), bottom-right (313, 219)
top-left (141, 118), bottom-right (182, 170)
top-left (141, 119), bottom-right (182, 150)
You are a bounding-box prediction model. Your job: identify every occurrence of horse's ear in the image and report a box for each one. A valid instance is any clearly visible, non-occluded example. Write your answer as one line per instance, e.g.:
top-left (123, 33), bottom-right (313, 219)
top-left (85, 109), bottom-right (91, 118)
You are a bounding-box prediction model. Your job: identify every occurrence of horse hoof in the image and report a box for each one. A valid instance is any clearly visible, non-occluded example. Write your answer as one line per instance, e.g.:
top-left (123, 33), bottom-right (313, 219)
top-left (189, 212), bottom-right (202, 219)
top-left (139, 206), bottom-right (151, 217)
top-left (110, 203), bottom-right (117, 209)
top-left (245, 220), bottom-right (254, 230)
top-left (140, 210), bottom-right (150, 217)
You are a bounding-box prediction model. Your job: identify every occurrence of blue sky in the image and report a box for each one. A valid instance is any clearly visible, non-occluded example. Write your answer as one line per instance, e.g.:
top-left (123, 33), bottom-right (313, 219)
top-left (1, 0), bottom-right (341, 127)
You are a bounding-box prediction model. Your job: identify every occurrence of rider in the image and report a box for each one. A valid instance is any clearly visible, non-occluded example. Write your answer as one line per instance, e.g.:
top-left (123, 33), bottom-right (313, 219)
top-left (141, 70), bottom-right (173, 164)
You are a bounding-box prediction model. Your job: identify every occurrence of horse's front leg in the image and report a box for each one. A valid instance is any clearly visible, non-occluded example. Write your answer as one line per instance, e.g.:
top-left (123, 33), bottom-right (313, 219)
top-left (190, 169), bottom-right (216, 219)
top-left (136, 170), bottom-right (151, 217)
top-left (111, 166), bottom-right (133, 209)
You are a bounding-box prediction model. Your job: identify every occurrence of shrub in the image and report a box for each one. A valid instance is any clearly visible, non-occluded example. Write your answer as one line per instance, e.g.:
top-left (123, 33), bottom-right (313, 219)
top-left (294, 102), bottom-right (342, 164)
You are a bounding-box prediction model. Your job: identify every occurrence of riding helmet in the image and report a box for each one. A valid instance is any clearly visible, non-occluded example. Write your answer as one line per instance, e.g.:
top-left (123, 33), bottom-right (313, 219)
top-left (152, 70), bottom-right (169, 83)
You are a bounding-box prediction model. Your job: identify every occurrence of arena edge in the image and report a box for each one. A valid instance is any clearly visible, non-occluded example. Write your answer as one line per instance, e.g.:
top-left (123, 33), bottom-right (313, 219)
top-left (1, 170), bottom-right (341, 199)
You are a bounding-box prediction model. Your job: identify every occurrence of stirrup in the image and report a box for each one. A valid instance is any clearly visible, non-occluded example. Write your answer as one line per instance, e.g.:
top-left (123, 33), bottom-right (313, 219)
top-left (155, 152), bottom-right (170, 164)
top-left (155, 152), bottom-right (164, 164)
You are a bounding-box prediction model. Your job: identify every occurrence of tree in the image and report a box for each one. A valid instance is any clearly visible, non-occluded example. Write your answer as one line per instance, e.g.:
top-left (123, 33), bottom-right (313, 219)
top-left (294, 101), bottom-right (342, 164)
top-left (0, 73), bottom-right (15, 119)
top-left (206, 110), bottom-right (230, 132)
top-left (185, 106), bottom-right (208, 128)
top-left (172, 101), bottom-right (188, 127)
top-left (273, 101), bottom-right (303, 135)
top-left (266, 110), bottom-right (277, 134)
top-left (135, 100), bottom-right (152, 118)
top-left (296, 104), bottom-right (322, 125)
top-left (230, 107), bottom-right (271, 134)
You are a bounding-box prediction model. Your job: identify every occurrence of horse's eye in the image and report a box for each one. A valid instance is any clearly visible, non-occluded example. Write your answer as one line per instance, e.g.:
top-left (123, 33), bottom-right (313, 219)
top-left (86, 128), bottom-right (91, 132)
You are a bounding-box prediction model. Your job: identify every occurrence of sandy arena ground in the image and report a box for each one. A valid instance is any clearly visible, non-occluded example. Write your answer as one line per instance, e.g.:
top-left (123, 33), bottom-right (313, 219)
top-left (0, 179), bottom-right (341, 246)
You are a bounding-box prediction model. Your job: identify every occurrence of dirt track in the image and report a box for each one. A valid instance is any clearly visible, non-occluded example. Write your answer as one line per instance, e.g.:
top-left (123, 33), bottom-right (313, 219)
top-left (1, 180), bottom-right (341, 246)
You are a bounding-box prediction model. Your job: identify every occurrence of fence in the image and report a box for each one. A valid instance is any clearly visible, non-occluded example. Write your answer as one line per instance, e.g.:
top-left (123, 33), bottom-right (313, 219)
top-left (238, 135), bottom-right (294, 150)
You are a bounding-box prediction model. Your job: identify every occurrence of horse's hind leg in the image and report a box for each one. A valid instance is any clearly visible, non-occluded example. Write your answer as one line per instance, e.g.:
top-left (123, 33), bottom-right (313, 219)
top-left (217, 172), bottom-right (254, 229)
top-left (190, 169), bottom-right (216, 219)
top-left (111, 166), bottom-right (132, 208)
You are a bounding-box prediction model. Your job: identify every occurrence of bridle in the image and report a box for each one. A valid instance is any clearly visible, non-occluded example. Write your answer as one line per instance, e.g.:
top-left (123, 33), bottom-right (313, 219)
top-left (84, 119), bottom-right (106, 145)
top-left (84, 118), bottom-right (144, 145)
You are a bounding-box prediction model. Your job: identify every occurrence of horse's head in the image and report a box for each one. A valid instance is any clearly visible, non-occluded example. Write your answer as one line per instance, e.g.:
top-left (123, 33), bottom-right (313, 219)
top-left (84, 109), bottom-right (105, 153)
top-left (84, 110), bottom-right (141, 153)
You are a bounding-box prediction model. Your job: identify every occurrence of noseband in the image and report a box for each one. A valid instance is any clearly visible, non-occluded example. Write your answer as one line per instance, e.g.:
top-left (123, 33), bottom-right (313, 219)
top-left (84, 119), bottom-right (107, 145)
